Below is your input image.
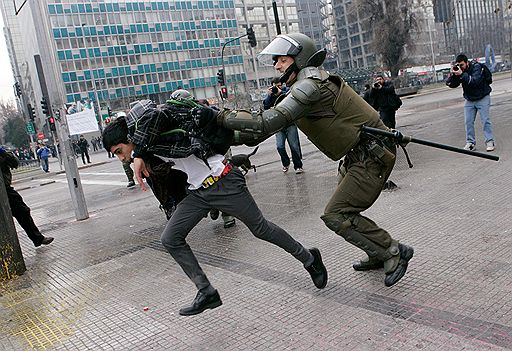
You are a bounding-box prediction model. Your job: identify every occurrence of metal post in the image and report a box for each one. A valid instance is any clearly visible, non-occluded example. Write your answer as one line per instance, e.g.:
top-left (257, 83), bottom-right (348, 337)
top-left (35, 0), bottom-right (89, 220)
top-left (221, 33), bottom-right (249, 104)
top-left (82, 23), bottom-right (103, 132)
top-left (426, 12), bottom-right (437, 83)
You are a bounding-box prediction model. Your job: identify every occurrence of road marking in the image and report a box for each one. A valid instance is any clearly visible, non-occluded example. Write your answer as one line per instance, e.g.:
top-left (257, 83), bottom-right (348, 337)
top-left (58, 172), bottom-right (126, 176)
top-left (53, 179), bottom-right (129, 186)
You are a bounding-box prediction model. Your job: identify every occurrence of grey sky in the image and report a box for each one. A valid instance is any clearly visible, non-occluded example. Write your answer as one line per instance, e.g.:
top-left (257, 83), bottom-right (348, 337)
top-left (0, 14), bottom-right (15, 103)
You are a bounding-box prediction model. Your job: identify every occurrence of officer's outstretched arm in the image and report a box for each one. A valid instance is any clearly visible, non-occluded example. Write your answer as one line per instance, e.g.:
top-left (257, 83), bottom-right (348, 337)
top-left (218, 79), bottom-right (320, 142)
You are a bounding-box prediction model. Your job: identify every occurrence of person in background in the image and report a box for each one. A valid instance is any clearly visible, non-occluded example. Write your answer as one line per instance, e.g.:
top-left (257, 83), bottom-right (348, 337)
top-left (446, 53), bottom-right (495, 151)
top-left (0, 147), bottom-right (54, 247)
top-left (263, 77), bottom-right (303, 174)
top-left (77, 135), bottom-right (91, 164)
top-left (37, 143), bottom-right (51, 173)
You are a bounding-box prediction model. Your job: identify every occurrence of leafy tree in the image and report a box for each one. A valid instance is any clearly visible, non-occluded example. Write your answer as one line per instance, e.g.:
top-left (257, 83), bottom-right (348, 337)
top-left (1, 101), bottom-right (29, 148)
top-left (352, 0), bottom-right (418, 77)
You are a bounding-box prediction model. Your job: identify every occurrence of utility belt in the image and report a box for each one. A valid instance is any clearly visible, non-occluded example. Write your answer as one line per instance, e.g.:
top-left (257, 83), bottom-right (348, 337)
top-left (349, 133), bottom-right (396, 165)
top-left (201, 163), bottom-right (233, 189)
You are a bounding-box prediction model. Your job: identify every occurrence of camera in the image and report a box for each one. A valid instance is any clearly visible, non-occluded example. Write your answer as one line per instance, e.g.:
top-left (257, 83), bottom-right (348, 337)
top-left (453, 64), bottom-right (460, 71)
top-left (271, 86), bottom-right (278, 94)
top-left (373, 82), bottom-right (381, 88)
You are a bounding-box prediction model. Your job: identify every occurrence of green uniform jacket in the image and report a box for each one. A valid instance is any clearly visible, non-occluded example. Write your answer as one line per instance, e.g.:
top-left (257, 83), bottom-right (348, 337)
top-left (223, 67), bottom-right (387, 161)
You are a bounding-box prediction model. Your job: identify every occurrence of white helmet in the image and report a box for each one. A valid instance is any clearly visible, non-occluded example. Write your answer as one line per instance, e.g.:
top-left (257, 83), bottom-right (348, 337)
top-left (170, 89), bottom-right (192, 100)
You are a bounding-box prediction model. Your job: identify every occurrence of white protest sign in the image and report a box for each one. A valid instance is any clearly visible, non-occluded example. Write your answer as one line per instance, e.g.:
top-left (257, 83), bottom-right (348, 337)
top-left (66, 108), bottom-right (99, 135)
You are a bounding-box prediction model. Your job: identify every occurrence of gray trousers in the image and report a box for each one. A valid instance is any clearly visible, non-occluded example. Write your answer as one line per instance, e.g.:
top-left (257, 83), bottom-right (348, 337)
top-left (161, 168), bottom-right (312, 291)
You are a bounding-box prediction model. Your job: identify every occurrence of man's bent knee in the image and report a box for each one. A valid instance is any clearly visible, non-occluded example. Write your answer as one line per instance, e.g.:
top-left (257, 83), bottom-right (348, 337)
top-left (321, 213), bottom-right (353, 236)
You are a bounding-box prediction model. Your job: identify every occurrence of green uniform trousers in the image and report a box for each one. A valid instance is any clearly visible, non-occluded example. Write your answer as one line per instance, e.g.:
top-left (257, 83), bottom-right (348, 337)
top-left (323, 143), bottom-right (396, 253)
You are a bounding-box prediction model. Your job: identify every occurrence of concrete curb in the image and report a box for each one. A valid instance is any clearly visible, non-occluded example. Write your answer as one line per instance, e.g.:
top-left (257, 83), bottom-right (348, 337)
top-left (12, 160), bottom-right (110, 186)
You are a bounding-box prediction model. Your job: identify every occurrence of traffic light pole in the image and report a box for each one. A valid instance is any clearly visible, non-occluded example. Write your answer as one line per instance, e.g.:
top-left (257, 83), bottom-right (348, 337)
top-left (220, 33), bottom-right (249, 104)
top-left (35, 0), bottom-right (89, 221)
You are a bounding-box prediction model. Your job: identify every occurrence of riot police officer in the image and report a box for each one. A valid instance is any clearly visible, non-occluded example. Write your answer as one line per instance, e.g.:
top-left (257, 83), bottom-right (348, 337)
top-left (217, 33), bottom-right (414, 287)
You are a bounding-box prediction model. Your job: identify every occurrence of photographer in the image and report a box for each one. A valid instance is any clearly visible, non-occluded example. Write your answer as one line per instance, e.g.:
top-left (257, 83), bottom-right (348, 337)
top-left (263, 77), bottom-right (304, 173)
top-left (446, 53), bottom-right (495, 151)
top-left (367, 74), bottom-right (401, 129)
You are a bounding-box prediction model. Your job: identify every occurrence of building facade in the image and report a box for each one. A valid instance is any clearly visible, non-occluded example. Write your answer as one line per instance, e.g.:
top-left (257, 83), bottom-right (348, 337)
top-left (434, 0), bottom-right (506, 59)
top-left (1, 0), bottom-right (254, 130)
top-left (235, 0), bottom-right (300, 101)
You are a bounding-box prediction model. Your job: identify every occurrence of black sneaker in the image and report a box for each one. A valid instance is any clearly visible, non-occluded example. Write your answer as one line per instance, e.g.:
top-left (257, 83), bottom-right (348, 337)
top-left (127, 181), bottom-right (136, 188)
top-left (305, 248), bottom-right (328, 289)
top-left (179, 290), bottom-right (223, 316)
top-left (384, 243), bottom-right (414, 287)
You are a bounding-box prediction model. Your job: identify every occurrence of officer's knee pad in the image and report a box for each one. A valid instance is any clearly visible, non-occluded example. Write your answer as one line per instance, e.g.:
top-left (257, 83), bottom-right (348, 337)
top-left (321, 213), bottom-right (354, 236)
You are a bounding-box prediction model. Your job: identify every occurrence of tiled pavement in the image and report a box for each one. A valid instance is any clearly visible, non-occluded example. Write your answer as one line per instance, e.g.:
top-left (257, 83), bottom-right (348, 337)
top-left (1, 78), bottom-right (512, 350)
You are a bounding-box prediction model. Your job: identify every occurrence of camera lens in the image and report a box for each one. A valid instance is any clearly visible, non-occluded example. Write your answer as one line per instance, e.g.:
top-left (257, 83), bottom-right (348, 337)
top-left (373, 83), bottom-right (380, 88)
top-left (453, 65), bottom-right (459, 71)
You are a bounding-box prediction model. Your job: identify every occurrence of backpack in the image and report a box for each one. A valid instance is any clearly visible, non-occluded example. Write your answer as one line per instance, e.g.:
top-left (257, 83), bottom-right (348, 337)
top-left (481, 64), bottom-right (493, 85)
top-left (159, 99), bottom-right (233, 156)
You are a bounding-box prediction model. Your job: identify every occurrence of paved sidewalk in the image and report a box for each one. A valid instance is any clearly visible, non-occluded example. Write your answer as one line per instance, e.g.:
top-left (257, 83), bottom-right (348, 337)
top-left (1, 81), bottom-right (512, 350)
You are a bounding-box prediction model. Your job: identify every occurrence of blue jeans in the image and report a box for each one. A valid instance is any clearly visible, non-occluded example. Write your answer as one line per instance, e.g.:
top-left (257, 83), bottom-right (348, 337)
top-left (40, 157), bottom-right (49, 172)
top-left (276, 125), bottom-right (303, 169)
top-left (464, 94), bottom-right (494, 144)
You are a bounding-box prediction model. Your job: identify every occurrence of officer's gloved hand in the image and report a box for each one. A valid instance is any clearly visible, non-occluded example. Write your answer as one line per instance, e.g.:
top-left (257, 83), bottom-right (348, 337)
top-left (191, 106), bottom-right (217, 129)
top-left (214, 108), bottom-right (231, 127)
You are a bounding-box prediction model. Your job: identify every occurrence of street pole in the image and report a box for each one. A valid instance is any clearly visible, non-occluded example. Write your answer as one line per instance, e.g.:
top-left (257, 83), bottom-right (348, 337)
top-left (35, 0), bottom-right (89, 220)
top-left (221, 33), bottom-right (249, 104)
top-left (0, 169), bottom-right (26, 280)
top-left (82, 23), bottom-right (103, 132)
top-left (427, 14), bottom-right (437, 83)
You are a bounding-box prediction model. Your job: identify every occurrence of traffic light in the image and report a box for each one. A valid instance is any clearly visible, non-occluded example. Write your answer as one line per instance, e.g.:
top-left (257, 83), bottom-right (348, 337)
top-left (48, 116), bottom-right (56, 132)
top-left (27, 103), bottom-right (36, 121)
top-left (246, 27), bottom-right (257, 47)
top-left (14, 82), bottom-right (22, 97)
top-left (41, 97), bottom-right (50, 116)
top-left (220, 86), bottom-right (228, 100)
top-left (216, 69), bottom-right (225, 85)
top-left (107, 106), bottom-right (112, 116)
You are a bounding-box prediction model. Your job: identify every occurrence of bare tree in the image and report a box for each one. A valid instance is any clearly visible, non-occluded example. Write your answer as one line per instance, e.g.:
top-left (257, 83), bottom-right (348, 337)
top-left (352, 0), bottom-right (418, 77)
top-left (0, 101), bottom-right (27, 147)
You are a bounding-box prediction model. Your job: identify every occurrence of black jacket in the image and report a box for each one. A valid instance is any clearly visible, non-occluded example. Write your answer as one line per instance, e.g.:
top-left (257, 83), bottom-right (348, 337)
top-left (367, 81), bottom-right (399, 111)
top-left (446, 62), bottom-right (492, 101)
top-left (0, 149), bottom-right (18, 188)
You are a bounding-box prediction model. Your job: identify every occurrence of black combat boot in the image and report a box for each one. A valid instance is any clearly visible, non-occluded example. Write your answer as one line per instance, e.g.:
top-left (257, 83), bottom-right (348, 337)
top-left (384, 243), bottom-right (414, 287)
top-left (353, 256), bottom-right (384, 271)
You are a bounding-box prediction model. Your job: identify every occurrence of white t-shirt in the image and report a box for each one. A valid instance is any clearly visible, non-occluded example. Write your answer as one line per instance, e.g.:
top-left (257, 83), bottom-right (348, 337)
top-left (156, 154), bottom-right (226, 190)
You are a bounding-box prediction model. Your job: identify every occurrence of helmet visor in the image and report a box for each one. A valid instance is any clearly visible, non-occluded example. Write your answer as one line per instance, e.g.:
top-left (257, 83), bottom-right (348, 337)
top-left (257, 35), bottom-right (302, 66)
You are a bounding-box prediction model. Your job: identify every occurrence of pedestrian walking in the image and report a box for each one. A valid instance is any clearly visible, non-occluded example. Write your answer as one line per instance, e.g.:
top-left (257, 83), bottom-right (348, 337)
top-left (91, 137), bottom-right (98, 152)
top-left (77, 135), bottom-right (91, 164)
top-left (36, 143), bottom-right (50, 173)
